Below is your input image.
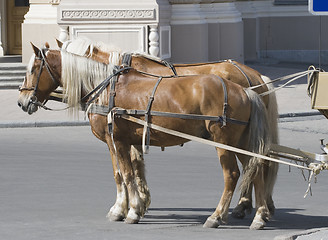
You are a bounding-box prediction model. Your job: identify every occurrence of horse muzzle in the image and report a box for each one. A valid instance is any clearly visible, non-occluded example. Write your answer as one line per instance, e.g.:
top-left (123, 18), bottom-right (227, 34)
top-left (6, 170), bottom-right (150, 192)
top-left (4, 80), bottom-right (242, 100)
top-left (17, 95), bottom-right (39, 115)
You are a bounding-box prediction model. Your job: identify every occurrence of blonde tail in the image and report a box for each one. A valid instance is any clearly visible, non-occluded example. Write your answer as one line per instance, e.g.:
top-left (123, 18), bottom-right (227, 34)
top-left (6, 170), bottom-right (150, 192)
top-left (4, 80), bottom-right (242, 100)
top-left (261, 75), bottom-right (279, 205)
top-left (240, 88), bottom-right (272, 195)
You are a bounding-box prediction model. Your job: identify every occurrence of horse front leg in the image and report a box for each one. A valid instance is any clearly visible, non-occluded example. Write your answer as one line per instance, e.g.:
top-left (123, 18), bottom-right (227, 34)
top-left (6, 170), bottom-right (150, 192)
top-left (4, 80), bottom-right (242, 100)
top-left (204, 149), bottom-right (240, 228)
top-left (115, 141), bottom-right (145, 224)
top-left (89, 115), bottom-right (129, 222)
top-left (104, 135), bottom-right (129, 222)
top-left (130, 145), bottom-right (151, 210)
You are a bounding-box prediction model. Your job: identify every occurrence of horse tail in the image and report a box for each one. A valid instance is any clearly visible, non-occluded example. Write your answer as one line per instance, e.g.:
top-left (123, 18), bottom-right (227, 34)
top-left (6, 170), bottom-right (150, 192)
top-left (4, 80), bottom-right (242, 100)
top-left (240, 88), bottom-right (271, 195)
top-left (261, 75), bottom-right (279, 203)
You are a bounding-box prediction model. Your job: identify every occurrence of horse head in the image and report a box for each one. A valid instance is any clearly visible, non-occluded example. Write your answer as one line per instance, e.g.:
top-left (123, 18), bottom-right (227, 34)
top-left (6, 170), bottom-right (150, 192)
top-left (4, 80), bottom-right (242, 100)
top-left (18, 43), bottom-right (62, 114)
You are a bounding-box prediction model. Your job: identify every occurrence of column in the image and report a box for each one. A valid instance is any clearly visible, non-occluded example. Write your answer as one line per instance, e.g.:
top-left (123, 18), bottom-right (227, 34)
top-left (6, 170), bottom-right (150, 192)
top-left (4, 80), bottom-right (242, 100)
top-left (149, 25), bottom-right (159, 57)
top-left (58, 25), bottom-right (69, 42)
top-left (22, 0), bottom-right (60, 63)
top-left (0, 0), bottom-right (4, 56)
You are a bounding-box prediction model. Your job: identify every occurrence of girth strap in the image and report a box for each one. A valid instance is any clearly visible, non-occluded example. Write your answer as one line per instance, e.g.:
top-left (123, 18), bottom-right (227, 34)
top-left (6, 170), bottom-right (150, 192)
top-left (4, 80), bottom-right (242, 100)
top-left (216, 76), bottom-right (228, 127)
top-left (228, 59), bottom-right (253, 87)
top-left (143, 76), bottom-right (163, 153)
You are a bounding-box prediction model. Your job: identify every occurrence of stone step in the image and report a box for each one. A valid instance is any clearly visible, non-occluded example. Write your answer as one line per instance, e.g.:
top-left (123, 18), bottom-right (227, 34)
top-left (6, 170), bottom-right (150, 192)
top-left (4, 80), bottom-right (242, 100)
top-left (0, 55), bottom-right (22, 63)
top-left (0, 69), bottom-right (26, 76)
top-left (0, 76), bottom-right (25, 81)
top-left (0, 76), bottom-right (24, 89)
top-left (0, 81), bottom-right (23, 89)
top-left (0, 60), bottom-right (27, 89)
top-left (0, 63), bottom-right (27, 71)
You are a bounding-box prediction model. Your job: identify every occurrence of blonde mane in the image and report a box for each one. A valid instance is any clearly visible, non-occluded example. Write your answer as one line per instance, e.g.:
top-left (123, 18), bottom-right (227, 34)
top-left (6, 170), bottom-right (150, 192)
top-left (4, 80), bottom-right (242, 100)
top-left (62, 37), bottom-right (163, 65)
top-left (62, 38), bottom-right (122, 65)
top-left (61, 49), bottom-right (116, 116)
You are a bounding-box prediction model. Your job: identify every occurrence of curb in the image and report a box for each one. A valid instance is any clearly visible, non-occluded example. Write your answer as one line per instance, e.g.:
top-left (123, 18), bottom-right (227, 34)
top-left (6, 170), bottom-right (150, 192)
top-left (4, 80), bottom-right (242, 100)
top-left (0, 120), bottom-right (89, 128)
top-left (274, 227), bottom-right (328, 240)
top-left (279, 111), bottom-right (322, 118)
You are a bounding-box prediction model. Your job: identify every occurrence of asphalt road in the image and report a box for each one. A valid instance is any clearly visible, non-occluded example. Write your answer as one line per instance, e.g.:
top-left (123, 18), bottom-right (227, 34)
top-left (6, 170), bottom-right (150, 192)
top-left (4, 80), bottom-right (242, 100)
top-left (1, 116), bottom-right (328, 240)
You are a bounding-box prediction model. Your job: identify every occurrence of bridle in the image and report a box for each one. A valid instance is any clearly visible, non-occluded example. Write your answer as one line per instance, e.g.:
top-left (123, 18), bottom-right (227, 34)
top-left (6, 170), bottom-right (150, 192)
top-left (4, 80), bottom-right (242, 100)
top-left (19, 48), bottom-right (61, 110)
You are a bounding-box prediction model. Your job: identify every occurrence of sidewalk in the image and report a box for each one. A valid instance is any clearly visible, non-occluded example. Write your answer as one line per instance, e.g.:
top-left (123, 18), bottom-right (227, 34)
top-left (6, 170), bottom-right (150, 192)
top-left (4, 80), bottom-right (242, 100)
top-left (0, 89), bottom-right (88, 128)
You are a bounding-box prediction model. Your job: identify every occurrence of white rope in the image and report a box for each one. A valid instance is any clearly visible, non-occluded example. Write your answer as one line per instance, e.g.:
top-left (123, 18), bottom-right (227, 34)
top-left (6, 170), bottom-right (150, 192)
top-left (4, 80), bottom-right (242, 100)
top-left (248, 70), bottom-right (310, 90)
top-left (259, 72), bottom-right (309, 96)
top-left (247, 69), bottom-right (319, 97)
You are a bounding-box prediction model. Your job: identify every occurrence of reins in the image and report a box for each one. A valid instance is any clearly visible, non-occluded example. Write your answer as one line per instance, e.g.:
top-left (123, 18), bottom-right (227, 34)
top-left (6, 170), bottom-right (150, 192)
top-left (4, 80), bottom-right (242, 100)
top-left (247, 67), bottom-right (321, 96)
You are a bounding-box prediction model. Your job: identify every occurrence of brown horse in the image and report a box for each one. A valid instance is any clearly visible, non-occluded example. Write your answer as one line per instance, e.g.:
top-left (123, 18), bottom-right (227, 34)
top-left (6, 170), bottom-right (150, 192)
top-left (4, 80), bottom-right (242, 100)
top-left (60, 38), bottom-right (279, 220)
top-left (18, 44), bottom-right (272, 229)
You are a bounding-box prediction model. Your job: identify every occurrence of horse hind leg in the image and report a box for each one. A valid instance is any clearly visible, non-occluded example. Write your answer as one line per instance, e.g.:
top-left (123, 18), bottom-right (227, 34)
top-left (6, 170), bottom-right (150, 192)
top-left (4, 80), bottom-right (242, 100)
top-left (204, 148), bottom-right (240, 228)
top-left (250, 167), bottom-right (271, 230)
top-left (263, 161), bottom-right (278, 216)
top-left (231, 154), bottom-right (253, 219)
top-left (130, 145), bottom-right (151, 210)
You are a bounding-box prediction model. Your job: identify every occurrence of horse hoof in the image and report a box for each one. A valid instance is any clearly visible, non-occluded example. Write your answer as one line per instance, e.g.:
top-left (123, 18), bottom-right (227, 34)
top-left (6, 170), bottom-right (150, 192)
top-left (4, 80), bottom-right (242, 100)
top-left (231, 209), bottom-right (246, 219)
top-left (107, 212), bottom-right (125, 222)
top-left (203, 217), bottom-right (220, 228)
top-left (250, 220), bottom-right (265, 230)
top-left (125, 210), bottom-right (140, 224)
top-left (125, 217), bottom-right (140, 224)
top-left (268, 205), bottom-right (275, 216)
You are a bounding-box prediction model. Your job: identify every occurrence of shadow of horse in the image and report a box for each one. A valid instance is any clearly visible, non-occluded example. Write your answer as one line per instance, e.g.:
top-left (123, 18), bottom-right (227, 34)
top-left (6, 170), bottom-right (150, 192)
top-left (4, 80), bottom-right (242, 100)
top-left (141, 208), bottom-right (328, 230)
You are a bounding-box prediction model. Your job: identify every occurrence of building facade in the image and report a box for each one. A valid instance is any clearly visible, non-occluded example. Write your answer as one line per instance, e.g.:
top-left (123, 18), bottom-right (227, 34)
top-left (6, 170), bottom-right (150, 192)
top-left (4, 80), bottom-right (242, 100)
top-left (1, 0), bottom-right (327, 65)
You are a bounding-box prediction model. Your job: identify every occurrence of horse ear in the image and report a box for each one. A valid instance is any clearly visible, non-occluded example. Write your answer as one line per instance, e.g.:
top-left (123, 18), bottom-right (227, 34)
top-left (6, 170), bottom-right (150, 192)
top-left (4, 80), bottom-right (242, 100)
top-left (44, 42), bottom-right (50, 49)
top-left (56, 39), bottom-right (63, 49)
top-left (30, 42), bottom-right (40, 56)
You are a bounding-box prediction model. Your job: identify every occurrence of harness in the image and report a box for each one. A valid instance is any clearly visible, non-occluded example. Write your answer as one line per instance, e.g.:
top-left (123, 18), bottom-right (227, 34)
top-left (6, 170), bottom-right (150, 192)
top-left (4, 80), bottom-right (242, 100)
top-left (227, 59), bottom-right (253, 87)
top-left (85, 67), bottom-right (248, 153)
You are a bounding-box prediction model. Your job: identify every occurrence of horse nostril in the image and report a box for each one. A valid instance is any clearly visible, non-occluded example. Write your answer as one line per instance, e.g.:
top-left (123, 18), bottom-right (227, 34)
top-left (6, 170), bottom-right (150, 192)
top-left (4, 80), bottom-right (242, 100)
top-left (18, 101), bottom-right (27, 111)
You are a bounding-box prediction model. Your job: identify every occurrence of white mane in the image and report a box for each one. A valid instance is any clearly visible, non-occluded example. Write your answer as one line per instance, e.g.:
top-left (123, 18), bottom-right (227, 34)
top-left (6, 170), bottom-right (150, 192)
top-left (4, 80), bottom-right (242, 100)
top-left (62, 37), bottom-right (122, 65)
top-left (61, 37), bottom-right (163, 65)
top-left (61, 49), bottom-right (115, 115)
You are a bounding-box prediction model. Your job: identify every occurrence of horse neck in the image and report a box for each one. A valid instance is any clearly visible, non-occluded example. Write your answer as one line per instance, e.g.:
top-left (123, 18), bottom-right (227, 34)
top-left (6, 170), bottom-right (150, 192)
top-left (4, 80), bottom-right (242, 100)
top-left (131, 55), bottom-right (162, 72)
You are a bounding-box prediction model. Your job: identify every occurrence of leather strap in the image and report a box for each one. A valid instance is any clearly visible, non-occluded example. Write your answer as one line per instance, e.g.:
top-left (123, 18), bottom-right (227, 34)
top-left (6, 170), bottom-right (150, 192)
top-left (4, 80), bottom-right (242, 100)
top-left (143, 76), bottom-right (163, 153)
top-left (228, 60), bottom-right (253, 87)
top-left (122, 53), bottom-right (132, 67)
top-left (162, 60), bottom-right (178, 76)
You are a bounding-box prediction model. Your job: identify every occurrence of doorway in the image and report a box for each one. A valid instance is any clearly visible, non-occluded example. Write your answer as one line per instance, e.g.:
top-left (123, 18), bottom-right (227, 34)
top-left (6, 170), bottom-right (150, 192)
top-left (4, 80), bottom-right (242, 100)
top-left (6, 0), bottom-right (29, 55)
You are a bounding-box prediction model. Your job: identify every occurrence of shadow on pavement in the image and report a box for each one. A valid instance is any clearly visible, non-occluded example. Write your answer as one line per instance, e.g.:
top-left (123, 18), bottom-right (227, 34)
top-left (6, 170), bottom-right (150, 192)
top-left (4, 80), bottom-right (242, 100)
top-left (141, 208), bottom-right (328, 230)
